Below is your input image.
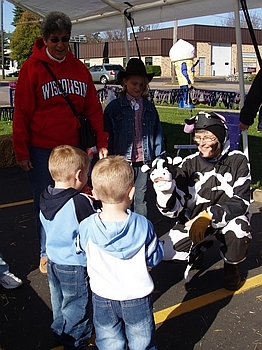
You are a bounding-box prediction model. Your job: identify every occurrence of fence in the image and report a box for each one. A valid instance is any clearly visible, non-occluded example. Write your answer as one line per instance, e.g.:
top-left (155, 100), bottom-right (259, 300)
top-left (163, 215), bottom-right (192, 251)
top-left (0, 85), bottom-right (243, 122)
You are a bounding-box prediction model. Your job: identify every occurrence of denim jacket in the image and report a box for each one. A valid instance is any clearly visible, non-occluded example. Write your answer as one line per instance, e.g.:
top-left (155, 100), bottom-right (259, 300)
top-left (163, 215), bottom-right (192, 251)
top-left (104, 94), bottom-right (164, 164)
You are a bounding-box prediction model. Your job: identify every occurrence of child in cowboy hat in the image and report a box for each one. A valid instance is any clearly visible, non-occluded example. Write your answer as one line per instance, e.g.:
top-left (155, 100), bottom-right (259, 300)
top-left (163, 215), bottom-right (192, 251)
top-left (104, 58), bottom-right (165, 217)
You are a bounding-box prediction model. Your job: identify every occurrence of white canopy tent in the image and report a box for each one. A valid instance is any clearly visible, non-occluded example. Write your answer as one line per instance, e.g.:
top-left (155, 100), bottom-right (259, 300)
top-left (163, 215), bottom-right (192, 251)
top-left (7, 0), bottom-right (261, 156)
top-left (5, 0), bottom-right (262, 35)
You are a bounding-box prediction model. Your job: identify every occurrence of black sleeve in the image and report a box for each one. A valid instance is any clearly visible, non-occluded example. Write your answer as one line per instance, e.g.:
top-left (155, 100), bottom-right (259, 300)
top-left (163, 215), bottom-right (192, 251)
top-left (240, 69), bottom-right (262, 125)
top-left (73, 194), bottom-right (95, 223)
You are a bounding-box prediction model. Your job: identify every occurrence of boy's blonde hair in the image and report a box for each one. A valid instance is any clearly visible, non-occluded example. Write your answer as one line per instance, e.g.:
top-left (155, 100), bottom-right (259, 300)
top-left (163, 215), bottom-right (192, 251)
top-left (49, 145), bottom-right (89, 182)
top-left (91, 155), bottom-right (134, 204)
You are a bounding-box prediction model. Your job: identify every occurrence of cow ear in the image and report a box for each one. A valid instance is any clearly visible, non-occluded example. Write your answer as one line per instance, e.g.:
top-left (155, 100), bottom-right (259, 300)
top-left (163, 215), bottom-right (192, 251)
top-left (141, 164), bottom-right (150, 173)
top-left (152, 158), bottom-right (159, 167)
top-left (173, 156), bottom-right (183, 166)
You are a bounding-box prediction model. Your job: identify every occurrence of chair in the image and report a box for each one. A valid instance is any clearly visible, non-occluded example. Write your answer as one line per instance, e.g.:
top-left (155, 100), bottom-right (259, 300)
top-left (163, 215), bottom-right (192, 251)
top-left (174, 143), bottom-right (197, 156)
top-left (174, 111), bottom-right (243, 155)
top-left (219, 111), bottom-right (242, 151)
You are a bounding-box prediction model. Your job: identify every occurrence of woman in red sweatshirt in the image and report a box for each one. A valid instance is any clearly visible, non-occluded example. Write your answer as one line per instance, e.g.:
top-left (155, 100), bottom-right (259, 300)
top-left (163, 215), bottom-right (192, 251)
top-left (12, 11), bottom-right (108, 274)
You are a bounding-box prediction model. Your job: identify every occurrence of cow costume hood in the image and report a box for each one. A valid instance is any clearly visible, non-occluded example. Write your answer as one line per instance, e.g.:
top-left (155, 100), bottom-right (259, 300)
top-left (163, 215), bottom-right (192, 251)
top-left (184, 111), bottom-right (230, 157)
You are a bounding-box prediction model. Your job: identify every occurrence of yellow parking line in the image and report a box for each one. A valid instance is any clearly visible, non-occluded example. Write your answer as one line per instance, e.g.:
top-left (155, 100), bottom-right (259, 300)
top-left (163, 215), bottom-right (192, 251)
top-left (0, 199), bottom-right (33, 209)
top-left (154, 274), bottom-right (262, 325)
top-left (50, 274), bottom-right (261, 350)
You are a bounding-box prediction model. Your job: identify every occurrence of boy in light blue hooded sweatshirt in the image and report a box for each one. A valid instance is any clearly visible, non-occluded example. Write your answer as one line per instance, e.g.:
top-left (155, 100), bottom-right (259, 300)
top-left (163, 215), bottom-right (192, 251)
top-left (78, 155), bottom-right (164, 350)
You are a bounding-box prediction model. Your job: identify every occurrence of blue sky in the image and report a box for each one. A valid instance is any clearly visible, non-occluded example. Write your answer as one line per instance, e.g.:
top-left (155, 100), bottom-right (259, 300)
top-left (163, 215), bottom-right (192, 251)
top-left (3, 1), bottom-right (15, 32)
top-left (3, 1), bottom-right (262, 33)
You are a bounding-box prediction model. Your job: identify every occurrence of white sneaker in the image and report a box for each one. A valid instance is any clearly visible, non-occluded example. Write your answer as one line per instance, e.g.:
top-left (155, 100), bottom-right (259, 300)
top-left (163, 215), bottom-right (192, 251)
top-left (0, 272), bottom-right (23, 289)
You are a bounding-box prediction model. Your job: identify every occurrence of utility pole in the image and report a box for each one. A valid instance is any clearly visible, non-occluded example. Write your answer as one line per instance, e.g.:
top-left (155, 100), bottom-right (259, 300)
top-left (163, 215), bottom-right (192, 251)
top-left (0, 0), bottom-right (5, 79)
top-left (171, 19), bottom-right (177, 83)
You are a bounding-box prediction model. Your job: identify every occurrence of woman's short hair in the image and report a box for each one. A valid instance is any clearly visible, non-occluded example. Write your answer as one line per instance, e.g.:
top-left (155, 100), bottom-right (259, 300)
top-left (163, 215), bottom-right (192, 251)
top-left (49, 145), bottom-right (89, 182)
top-left (91, 155), bottom-right (134, 204)
top-left (41, 11), bottom-right (72, 39)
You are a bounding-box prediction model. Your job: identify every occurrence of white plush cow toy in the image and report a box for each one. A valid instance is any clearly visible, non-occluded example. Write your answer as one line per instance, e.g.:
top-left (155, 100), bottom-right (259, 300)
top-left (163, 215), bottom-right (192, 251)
top-left (143, 157), bottom-right (182, 215)
top-left (142, 156), bottom-right (195, 267)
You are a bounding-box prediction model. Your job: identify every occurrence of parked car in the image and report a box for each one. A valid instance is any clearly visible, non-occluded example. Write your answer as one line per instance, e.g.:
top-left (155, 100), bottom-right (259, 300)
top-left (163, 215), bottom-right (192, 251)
top-left (88, 64), bottom-right (124, 84)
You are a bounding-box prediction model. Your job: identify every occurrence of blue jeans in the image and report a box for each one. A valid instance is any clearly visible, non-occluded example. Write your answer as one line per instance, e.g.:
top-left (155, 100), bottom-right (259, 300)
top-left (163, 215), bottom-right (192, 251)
top-left (47, 260), bottom-right (93, 348)
top-left (133, 165), bottom-right (148, 217)
top-left (27, 146), bottom-right (54, 258)
top-left (92, 293), bottom-right (157, 350)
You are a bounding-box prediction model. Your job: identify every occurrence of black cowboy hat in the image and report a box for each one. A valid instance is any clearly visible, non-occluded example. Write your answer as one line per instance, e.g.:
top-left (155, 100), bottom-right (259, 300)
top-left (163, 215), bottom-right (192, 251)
top-left (117, 58), bottom-right (155, 83)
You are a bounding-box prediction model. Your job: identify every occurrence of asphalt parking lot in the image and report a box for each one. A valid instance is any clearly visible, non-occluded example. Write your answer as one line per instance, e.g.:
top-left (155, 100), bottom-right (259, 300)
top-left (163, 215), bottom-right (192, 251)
top-left (0, 166), bottom-right (261, 350)
top-left (0, 79), bottom-right (261, 349)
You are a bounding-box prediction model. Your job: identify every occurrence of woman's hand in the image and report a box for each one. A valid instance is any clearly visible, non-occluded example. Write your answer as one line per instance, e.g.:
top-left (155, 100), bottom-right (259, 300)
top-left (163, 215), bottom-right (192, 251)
top-left (239, 122), bottom-right (249, 131)
top-left (17, 160), bottom-right (33, 171)
top-left (98, 148), bottom-right (108, 159)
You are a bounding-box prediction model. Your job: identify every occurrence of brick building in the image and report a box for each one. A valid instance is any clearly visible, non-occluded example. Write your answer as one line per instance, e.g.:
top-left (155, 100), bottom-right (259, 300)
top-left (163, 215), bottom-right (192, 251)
top-left (78, 24), bottom-right (262, 77)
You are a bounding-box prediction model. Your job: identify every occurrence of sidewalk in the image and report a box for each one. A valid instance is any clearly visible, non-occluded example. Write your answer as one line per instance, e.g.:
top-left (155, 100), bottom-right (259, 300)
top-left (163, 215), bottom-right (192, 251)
top-left (150, 76), bottom-right (252, 93)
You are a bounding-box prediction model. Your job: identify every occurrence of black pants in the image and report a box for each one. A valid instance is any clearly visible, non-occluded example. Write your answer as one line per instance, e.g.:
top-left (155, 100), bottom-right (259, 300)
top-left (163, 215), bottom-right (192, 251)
top-left (258, 105), bottom-right (262, 131)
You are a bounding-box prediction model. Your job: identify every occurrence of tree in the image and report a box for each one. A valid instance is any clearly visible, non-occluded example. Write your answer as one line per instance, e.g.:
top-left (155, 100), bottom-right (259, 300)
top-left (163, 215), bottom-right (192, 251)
top-left (85, 32), bottom-right (102, 43)
top-left (219, 11), bottom-right (262, 29)
top-left (103, 29), bottom-right (125, 41)
top-left (12, 6), bottom-right (24, 27)
top-left (10, 11), bottom-right (41, 67)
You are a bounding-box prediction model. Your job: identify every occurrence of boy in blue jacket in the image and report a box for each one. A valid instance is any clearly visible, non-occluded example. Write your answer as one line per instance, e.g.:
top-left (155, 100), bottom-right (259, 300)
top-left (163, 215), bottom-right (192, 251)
top-left (40, 145), bottom-right (95, 350)
top-left (78, 155), bottom-right (164, 350)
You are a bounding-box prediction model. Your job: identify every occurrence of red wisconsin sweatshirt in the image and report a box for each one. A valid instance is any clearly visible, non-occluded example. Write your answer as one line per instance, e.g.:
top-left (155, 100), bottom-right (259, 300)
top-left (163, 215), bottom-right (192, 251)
top-left (13, 38), bottom-right (108, 161)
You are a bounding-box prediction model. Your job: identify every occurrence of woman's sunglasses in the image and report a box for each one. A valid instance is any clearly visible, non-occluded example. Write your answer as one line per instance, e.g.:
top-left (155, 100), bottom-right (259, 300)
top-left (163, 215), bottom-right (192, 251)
top-left (49, 37), bottom-right (70, 43)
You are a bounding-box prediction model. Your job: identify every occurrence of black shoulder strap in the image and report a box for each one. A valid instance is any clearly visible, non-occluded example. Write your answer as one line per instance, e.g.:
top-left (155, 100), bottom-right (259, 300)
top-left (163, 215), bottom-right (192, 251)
top-left (41, 61), bottom-right (79, 118)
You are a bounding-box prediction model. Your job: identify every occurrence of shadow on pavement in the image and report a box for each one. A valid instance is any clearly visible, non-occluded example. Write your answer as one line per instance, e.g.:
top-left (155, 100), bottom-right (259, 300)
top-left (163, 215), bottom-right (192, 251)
top-left (0, 167), bottom-right (54, 350)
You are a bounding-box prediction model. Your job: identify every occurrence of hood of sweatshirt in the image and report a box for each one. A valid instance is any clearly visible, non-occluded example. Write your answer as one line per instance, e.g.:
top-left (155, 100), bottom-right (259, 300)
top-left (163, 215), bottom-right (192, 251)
top-left (40, 186), bottom-right (80, 220)
top-left (30, 38), bottom-right (75, 65)
top-left (87, 210), bottom-right (150, 260)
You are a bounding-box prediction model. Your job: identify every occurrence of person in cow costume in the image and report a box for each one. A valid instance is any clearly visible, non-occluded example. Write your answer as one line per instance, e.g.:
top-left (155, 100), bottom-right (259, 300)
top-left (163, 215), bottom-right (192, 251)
top-left (145, 111), bottom-right (252, 290)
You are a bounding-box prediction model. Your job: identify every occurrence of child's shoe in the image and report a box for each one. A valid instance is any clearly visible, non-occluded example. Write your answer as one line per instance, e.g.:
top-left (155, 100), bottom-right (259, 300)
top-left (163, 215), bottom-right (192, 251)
top-left (0, 272), bottom-right (23, 289)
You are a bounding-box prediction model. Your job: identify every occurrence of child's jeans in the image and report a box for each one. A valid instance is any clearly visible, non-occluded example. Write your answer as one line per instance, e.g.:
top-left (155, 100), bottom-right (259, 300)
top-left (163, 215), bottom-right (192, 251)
top-left (92, 293), bottom-right (157, 350)
top-left (47, 260), bottom-right (93, 348)
top-left (132, 164), bottom-right (148, 217)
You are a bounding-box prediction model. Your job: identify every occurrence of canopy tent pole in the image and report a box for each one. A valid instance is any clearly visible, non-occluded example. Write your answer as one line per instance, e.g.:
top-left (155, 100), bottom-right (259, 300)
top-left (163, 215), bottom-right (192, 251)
top-left (124, 6), bottom-right (141, 60)
top-left (233, 0), bottom-right (249, 159)
top-left (122, 13), bottom-right (130, 62)
top-left (0, 0), bottom-right (5, 79)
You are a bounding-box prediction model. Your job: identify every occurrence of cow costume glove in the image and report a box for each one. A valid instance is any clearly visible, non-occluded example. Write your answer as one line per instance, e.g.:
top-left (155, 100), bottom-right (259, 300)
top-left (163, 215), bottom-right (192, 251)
top-left (189, 210), bottom-right (212, 244)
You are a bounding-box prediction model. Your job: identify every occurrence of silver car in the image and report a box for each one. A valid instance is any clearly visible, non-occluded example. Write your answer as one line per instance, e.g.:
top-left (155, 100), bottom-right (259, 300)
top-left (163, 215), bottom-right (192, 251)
top-left (88, 64), bottom-right (124, 84)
